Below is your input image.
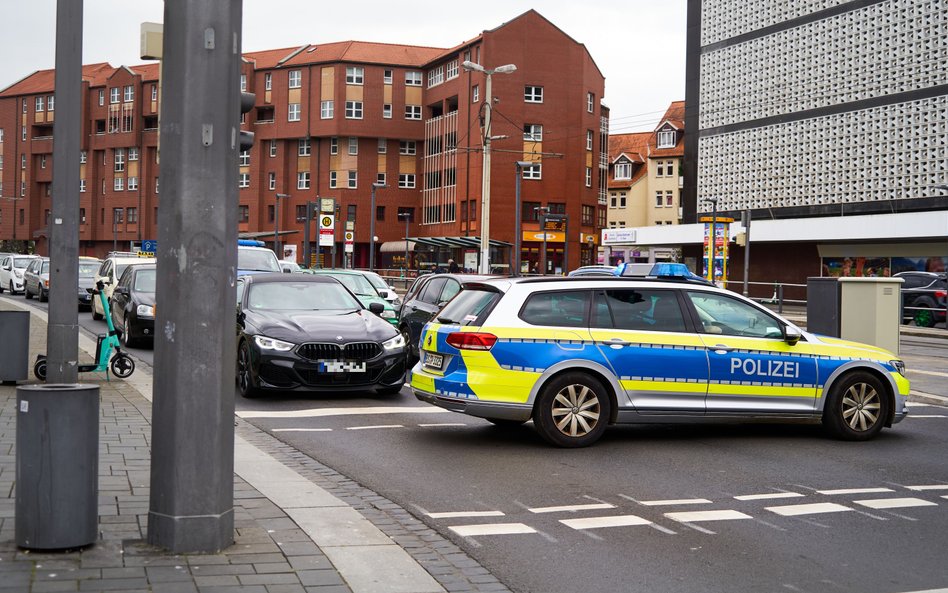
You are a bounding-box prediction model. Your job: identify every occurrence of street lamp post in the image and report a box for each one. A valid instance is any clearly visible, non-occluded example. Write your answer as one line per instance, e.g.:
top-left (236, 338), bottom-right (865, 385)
top-left (704, 197), bottom-right (718, 284)
top-left (534, 206), bottom-right (549, 275)
top-left (513, 161), bottom-right (532, 277)
top-left (274, 193), bottom-right (289, 260)
top-left (398, 212), bottom-right (411, 276)
top-left (462, 60), bottom-right (517, 274)
top-left (369, 182), bottom-right (386, 272)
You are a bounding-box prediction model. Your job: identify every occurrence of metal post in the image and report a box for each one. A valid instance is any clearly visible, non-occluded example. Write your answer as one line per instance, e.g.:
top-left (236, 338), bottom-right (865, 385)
top-left (112, 213), bottom-right (118, 253)
top-left (513, 161), bottom-right (530, 277)
top-left (369, 183), bottom-right (384, 272)
top-left (302, 201), bottom-right (312, 269)
top-left (274, 193), bottom-right (288, 259)
top-left (777, 284), bottom-right (784, 314)
top-left (477, 72), bottom-right (493, 274)
top-left (398, 212), bottom-right (410, 276)
top-left (704, 197), bottom-right (718, 283)
top-left (331, 204), bottom-right (339, 269)
top-left (46, 0), bottom-right (83, 384)
top-left (538, 209), bottom-right (548, 275)
top-left (148, 0), bottom-right (240, 553)
top-left (742, 208), bottom-right (751, 297)
top-left (563, 215), bottom-right (569, 276)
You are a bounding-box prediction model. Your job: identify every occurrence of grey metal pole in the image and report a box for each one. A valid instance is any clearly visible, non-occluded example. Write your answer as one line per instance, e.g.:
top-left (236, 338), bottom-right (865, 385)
top-left (369, 184), bottom-right (383, 272)
top-left (563, 215), bottom-right (569, 276)
top-left (46, 0), bottom-right (83, 384)
top-left (274, 193), bottom-right (288, 260)
top-left (541, 211), bottom-right (547, 276)
top-left (514, 163), bottom-right (523, 277)
top-left (148, 0), bottom-right (239, 553)
top-left (331, 203), bottom-right (339, 268)
top-left (479, 72), bottom-right (493, 274)
top-left (743, 208), bottom-right (751, 297)
top-left (302, 202), bottom-right (311, 269)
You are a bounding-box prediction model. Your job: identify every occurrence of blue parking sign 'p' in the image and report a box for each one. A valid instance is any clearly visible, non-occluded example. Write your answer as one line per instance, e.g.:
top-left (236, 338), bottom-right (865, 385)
top-left (142, 240), bottom-right (157, 253)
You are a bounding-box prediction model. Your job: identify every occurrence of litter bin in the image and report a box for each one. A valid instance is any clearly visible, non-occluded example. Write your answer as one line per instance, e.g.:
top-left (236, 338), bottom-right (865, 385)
top-left (16, 384), bottom-right (99, 549)
top-left (0, 310), bottom-right (29, 382)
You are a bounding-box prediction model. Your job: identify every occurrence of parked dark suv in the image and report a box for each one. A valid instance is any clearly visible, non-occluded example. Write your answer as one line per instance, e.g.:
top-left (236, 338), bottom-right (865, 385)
top-left (894, 271), bottom-right (946, 327)
top-left (398, 273), bottom-right (491, 363)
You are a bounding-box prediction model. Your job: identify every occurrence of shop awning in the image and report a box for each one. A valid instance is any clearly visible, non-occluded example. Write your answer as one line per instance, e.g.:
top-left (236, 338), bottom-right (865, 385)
top-left (380, 240), bottom-right (417, 253)
top-left (410, 236), bottom-right (511, 249)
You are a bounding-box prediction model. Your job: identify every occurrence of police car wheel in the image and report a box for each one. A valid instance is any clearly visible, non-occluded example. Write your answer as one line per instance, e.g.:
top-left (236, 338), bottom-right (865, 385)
top-left (824, 371), bottom-right (889, 441)
top-left (534, 373), bottom-right (610, 448)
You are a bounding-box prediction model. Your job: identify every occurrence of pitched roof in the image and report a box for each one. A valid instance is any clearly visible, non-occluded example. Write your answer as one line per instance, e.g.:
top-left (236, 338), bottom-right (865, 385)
top-left (0, 62), bottom-right (114, 97)
top-left (247, 40), bottom-right (448, 70)
top-left (129, 62), bottom-right (160, 82)
top-left (609, 132), bottom-right (651, 163)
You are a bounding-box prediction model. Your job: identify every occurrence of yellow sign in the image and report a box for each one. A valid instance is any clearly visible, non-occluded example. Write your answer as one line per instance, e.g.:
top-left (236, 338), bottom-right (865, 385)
top-left (522, 231), bottom-right (564, 243)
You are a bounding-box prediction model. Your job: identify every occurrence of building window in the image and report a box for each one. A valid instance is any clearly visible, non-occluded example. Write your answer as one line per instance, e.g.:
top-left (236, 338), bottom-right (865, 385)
top-left (48, 96), bottom-right (54, 111)
top-left (446, 60), bottom-right (458, 80)
top-left (427, 66), bottom-right (444, 88)
top-left (472, 85), bottom-right (479, 103)
top-left (377, 138), bottom-right (387, 154)
top-left (329, 171), bottom-right (338, 188)
top-left (239, 150), bottom-right (250, 166)
top-left (398, 174), bottom-right (415, 189)
top-left (298, 172), bottom-right (310, 190)
top-left (35, 96), bottom-right (44, 112)
top-left (268, 172), bottom-right (276, 190)
top-left (240, 74), bottom-right (247, 92)
top-left (587, 92), bottom-right (594, 113)
top-left (298, 138), bottom-right (311, 156)
top-left (585, 167), bottom-right (592, 187)
top-left (586, 130), bottom-right (593, 151)
top-left (265, 73), bottom-right (271, 91)
top-left (523, 124), bottom-right (542, 142)
top-left (98, 89), bottom-right (105, 106)
top-left (383, 104), bottom-right (392, 118)
top-left (405, 71), bottom-right (422, 86)
top-left (110, 87), bottom-right (120, 104)
top-left (114, 148), bottom-right (126, 172)
top-left (524, 86), bottom-right (543, 103)
top-left (376, 205), bottom-right (385, 221)
top-left (320, 100), bottom-right (333, 119)
top-left (346, 66), bottom-right (364, 85)
top-left (128, 176), bottom-right (138, 191)
top-left (155, 177), bottom-right (159, 194)
top-left (238, 205), bottom-right (249, 223)
top-left (114, 177), bottom-right (124, 191)
top-left (347, 137), bottom-right (358, 155)
top-left (399, 141), bottom-right (416, 155)
top-left (129, 147), bottom-right (139, 161)
top-left (151, 85), bottom-right (157, 101)
top-left (113, 208), bottom-right (124, 224)
top-left (655, 191), bottom-right (663, 207)
top-left (619, 193), bottom-right (627, 208)
top-left (295, 205), bottom-right (307, 222)
top-left (383, 69), bottom-right (393, 84)
top-left (124, 85), bottom-right (134, 102)
top-left (288, 103), bottom-right (301, 121)
top-left (347, 171), bottom-right (357, 188)
top-left (79, 179), bottom-right (86, 193)
top-left (582, 205), bottom-right (594, 225)
top-left (405, 105), bottom-right (422, 120)
top-left (347, 204), bottom-right (357, 221)
top-left (21, 154), bottom-right (26, 169)
top-left (665, 190), bottom-right (674, 207)
top-left (239, 173), bottom-right (250, 188)
top-left (269, 139), bottom-right (277, 157)
top-left (345, 100), bottom-right (363, 119)
top-left (288, 70), bottom-right (301, 89)
top-left (614, 162), bottom-right (631, 180)
top-left (522, 163), bottom-right (541, 179)
top-left (657, 130), bottom-right (675, 148)
top-left (330, 137), bottom-right (338, 155)
top-left (377, 173), bottom-right (386, 185)
top-left (40, 155), bottom-right (47, 169)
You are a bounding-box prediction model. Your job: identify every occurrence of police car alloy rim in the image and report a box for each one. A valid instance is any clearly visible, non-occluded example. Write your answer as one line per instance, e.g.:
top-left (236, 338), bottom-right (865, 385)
top-left (551, 384), bottom-right (601, 438)
top-left (841, 381), bottom-right (881, 432)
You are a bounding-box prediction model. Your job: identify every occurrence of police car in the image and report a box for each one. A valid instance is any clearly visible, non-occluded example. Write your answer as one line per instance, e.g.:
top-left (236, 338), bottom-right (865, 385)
top-left (410, 275), bottom-right (909, 447)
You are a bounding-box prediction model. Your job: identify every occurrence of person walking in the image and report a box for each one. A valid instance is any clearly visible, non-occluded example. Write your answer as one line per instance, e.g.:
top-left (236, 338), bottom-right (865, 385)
top-left (448, 259), bottom-right (460, 273)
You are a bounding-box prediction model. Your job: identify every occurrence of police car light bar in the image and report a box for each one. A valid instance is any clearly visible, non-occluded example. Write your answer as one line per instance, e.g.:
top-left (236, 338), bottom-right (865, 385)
top-left (446, 332), bottom-right (498, 351)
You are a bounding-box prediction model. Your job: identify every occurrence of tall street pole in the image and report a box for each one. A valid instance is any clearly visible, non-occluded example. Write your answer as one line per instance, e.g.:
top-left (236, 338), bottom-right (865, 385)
top-left (513, 161), bottom-right (531, 277)
top-left (275, 193), bottom-right (289, 259)
top-left (369, 183), bottom-right (384, 272)
top-left (46, 0), bottom-right (82, 384)
top-left (399, 212), bottom-right (410, 276)
top-left (479, 71), bottom-right (493, 274)
top-left (742, 208), bottom-right (751, 297)
top-left (149, 0), bottom-right (240, 553)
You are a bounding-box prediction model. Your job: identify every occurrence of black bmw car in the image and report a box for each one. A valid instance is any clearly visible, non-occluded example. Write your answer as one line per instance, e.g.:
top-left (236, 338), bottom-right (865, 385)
top-left (236, 273), bottom-right (406, 398)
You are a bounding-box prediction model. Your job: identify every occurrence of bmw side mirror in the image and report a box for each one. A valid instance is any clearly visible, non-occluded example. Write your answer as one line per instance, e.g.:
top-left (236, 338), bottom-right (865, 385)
top-left (784, 325), bottom-right (802, 346)
top-left (369, 302), bottom-right (385, 315)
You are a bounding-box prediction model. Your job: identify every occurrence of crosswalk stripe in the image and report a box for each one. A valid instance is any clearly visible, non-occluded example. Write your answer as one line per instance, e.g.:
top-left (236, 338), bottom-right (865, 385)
top-left (272, 428), bottom-right (333, 432)
top-left (734, 492), bottom-right (804, 501)
top-left (345, 424), bottom-right (403, 430)
top-left (906, 485), bottom-right (948, 491)
top-left (427, 511), bottom-right (505, 519)
top-left (237, 406), bottom-right (449, 419)
top-left (418, 423), bottom-right (468, 427)
top-left (767, 502), bottom-right (852, 516)
top-left (560, 515), bottom-right (652, 530)
top-left (816, 487), bottom-right (893, 495)
top-left (853, 498), bottom-right (939, 510)
top-left (664, 510), bottom-right (752, 523)
top-left (528, 503), bottom-right (615, 514)
top-left (449, 523), bottom-right (536, 537)
top-left (638, 498), bottom-right (712, 506)
top-left (909, 415), bottom-right (948, 418)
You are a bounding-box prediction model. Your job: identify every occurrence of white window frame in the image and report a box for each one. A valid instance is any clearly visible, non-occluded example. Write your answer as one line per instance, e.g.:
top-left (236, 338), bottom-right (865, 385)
top-left (585, 167), bottom-right (592, 187)
top-left (587, 92), bottom-right (594, 113)
top-left (124, 85), bottom-right (134, 102)
top-left (151, 85), bottom-right (157, 101)
top-left (405, 105), bottom-right (421, 120)
top-left (665, 190), bottom-right (674, 207)
top-left (472, 85), bottom-right (479, 103)
top-left (288, 103), bottom-right (301, 122)
top-left (80, 150), bottom-right (87, 164)
top-left (345, 100), bottom-right (363, 119)
top-left (128, 176), bottom-right (138, 191)
top-left (110, 87), bottom-right (120, 104)
top-left (329, 171), bottom-right (338, 188)
top-left (399, 141), bottom-right (416, 155)
top-left (297, 172), bottom-right (310, 190)
top-left (523, 124), bottom-right (542, 142)
top-left (99, 89), bottom-right (105, 106)
top-left (288, 70), bottom-right (302, 89)
top-left (524, 86), bottom-right (543, 103)
top-left (268, 172), bottom-right (276, 191)
top-left (129, 147), bottom-right (139, 161)
top-left (657, 130), bottom-right (676, 148)
top-left (265, 73), bottom-right (272, 91)
top-left (382, 104), bottom-right (392, 119)
top-left (446, 60), bottom-right (458, 80)
top-left (330, 137), bottom-right (338, 155)
top-left (40, 155), bottom-right (47, 169)
top-left (47, 96), bottom-right (54, 111)
top-left (320, 100), bottom-right (334, 119)
top-left (398, 173), bottom-right (416, 189)
top-left (269, 139), bottom-right (277, 157)
top-left (522, 163), bottom-right (541, 179)
top-left (35, 96), bottom-right (44, 112)
top-left (655, 191), bottom-right (663, 207)
top-left (346, 66), bottom-right (364, 85)
top-left (619, 193), bottom-right (627, 208)
top-left (239, 150), bottom-right (250, 166)
top-left (348, 137), bottom-right (358, 155)
top-left (383, 69), bottom-right (393, 84)
top-left (79, 179), bottom-right (86, 193)
top-left (377, 138), bottom-right (387, 154)
top-left (427, 66), bottom-right (444, 88)
top-left (614, 162), bottom-right (631, 180)
top-left (240, 74), bottom-right (247, 92)
top-left (298, 138), bottom-right (311, 156)
top-left (347, 170), bottom-right (358, 189)
top-left (114, 177), bottom-right (124, 191)
top-left (114, 148), bottom-right (126, 172)
top-left (586, 130), bottom-right (593, 151)
top-left (405, 71), bottom-right (422, 86)
top-left (239, 173), bottom-right (250, 188)
top-left (377, 173), bottom-right (387, 185)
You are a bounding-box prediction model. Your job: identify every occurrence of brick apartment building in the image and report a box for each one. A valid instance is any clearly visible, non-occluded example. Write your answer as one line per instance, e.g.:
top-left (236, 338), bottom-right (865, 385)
top-left (0, 10), bottom-right (607, 273)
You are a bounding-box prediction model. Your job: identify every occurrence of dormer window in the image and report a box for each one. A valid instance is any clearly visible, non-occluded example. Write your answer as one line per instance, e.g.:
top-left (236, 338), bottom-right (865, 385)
top-left (614, 161), bottom-right (632, 180)
top-left (657, 129), bottom-right (676, 149)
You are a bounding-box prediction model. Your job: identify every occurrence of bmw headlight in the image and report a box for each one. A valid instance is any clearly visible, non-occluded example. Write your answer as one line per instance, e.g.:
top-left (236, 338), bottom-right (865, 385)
top-left (254, 335), bottom-right (296, 351)
top-left (380, 309), bottom-right (396, 319)
top-left (382, 334), bottom-right (406, 351)
top-left (137, 304), bottom-right (156, 318)
top-left (890, 359), bottom-right (906, 376)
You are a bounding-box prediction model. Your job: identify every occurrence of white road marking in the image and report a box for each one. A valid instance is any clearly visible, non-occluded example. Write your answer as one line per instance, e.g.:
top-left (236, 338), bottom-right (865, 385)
top-left (767, 502), bottom-right (853, 516)
top-left (237, 406), bottom-right (449, 419)
top-left (909, 368), bottom-right (948, 378)
top-left (272, 428), bottom-right (333, 432)
top-left (418, 423), bottom-right (468, 427)
top-left (345, 424), bottom-right (403, 430)
top-left (816, 487), bottom-right (894, 495)
top-left (528, 503), bottom-right (615, 514)
top-left (427, 511), bottom-right (505, 519)
top-left (894, 589), bottom-right (948, 593)
top-left (734, 492), bottom-right (805, 501)
top-left (449, 523), bottom-right (536, 537)
top-left (559, 515), bottom-right (652, 530)
top-left (905, 402), bottom-right (932, 407)
top-left (908, 415), bottom-right (947, 418)
top-left (638, 498), bottom-right (712, 507)
top-left (906, 485), bottom-right (948, 491)
top-left (664, 510), bottom-right (753, 523)
top-left (854, 498), bottom-right (939, 510)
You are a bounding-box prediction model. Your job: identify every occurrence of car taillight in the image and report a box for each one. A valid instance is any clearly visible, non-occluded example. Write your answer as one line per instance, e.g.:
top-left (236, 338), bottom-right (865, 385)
top-left (446, 332), bottom-right (497, 351)
top-left (935, 290), bottom-right (947, 299)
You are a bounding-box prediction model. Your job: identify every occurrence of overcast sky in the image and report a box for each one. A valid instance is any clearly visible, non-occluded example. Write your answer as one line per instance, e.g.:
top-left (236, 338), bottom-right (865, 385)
top-left (1, 1), bottom-right (686, 133)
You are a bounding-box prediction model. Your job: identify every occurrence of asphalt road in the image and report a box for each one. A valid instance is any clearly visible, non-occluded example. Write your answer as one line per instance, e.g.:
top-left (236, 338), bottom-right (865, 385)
top-left (8, 294), bottom-right (948, 593)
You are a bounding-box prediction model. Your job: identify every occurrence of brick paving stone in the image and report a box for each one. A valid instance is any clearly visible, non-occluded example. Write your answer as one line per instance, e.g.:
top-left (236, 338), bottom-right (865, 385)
top-left (286, 556), bottom-right (332, 571)
top-left (253, 562), bottom-right (295, 574)
top-left (297, 569), bottom-right (345, 587)
top-left (30, 580), bottom-right (81, 592)
top-left (194, 574), bottom-right (241, 587)
top-left (303, 586), bottom-right (351, 593)
top-left (188, 564), bottom-right (256, 577)
top-left (150, 583), bottom-right (199, 593)
top-left (238, 572), bottom-right (301, 586)
top-left (77, 577), bottom-right (148, 590)
top-left (145, 565), bottom-right (194, 582)
top-left (264, 584), bottom-right (306, 593)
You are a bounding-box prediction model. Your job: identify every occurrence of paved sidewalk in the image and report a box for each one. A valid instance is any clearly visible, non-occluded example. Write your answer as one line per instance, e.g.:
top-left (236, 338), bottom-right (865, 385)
top-left (0, 301), bottom-right (511, 593)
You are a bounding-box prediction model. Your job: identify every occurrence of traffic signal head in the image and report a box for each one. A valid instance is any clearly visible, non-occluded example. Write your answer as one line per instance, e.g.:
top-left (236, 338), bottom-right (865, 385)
top-left (239, 91), bottom-right (255, 151)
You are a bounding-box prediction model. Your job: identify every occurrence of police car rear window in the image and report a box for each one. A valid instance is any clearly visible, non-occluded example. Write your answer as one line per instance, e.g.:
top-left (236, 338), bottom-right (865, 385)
top-left (435, 289), bottom-right (499, 326)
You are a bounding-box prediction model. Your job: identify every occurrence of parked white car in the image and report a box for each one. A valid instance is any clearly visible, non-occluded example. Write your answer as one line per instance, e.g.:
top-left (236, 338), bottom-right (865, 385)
top-left (359, 271), bottom-right (400, 305)
top-left (0, 254), bottom-right (40, 295)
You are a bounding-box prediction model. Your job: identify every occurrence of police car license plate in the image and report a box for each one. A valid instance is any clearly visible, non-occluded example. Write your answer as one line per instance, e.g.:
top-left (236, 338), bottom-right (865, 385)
top-left (319, 360), bottom-right (366, 373)
top-left (423, 352), bottom-right (444, 370)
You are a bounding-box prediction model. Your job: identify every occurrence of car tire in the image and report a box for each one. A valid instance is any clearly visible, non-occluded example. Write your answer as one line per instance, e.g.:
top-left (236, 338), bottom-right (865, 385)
top-left (914, 306), bottom-right (936, 328)
top-left (400, 326), bottom-right (418, 365)
top-left (24, 285), bottom-right (33, 300)
top-left (39, 289), bottom-right (48, 303)
top-left (823, 371), bottom-right (889, 441)
top-left (122, 315), bottom-right (137, 349)
top-left (237, 340), bottom-right (262, 398)
top-left (533, 372), bottom-right (611, 448)
top-left (376, 384), bottom-right (404, 396)
top-left (7, 281), bottom-right (13, 295)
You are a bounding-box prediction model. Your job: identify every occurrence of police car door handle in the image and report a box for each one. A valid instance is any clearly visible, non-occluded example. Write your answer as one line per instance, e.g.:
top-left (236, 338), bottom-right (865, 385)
top-left (711, 344), bottom-right (734, 354)
top-left (605, 338), bottom-right (630, 346)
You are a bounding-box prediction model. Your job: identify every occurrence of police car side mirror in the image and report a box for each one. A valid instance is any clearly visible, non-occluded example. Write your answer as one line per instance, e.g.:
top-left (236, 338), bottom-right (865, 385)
top-left (784, 325), bottom-right (802, 346)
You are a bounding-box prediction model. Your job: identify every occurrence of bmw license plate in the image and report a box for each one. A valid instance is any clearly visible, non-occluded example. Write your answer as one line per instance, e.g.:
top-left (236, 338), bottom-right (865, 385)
top-left (423, 352), bottom-right (444, 370)
top-left (319, 360), bottom-right (366, 373)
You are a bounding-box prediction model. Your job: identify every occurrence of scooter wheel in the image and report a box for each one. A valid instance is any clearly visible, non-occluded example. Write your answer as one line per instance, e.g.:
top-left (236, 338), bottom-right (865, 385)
top-left (33, 359), bottom-right (47, 381)
top-left (111, 354), bottom-right (135, 378)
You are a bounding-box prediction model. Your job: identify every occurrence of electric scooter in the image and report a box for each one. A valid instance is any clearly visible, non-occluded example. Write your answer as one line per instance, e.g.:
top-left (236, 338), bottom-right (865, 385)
top-left (33, 280), bottom-right (136, 381)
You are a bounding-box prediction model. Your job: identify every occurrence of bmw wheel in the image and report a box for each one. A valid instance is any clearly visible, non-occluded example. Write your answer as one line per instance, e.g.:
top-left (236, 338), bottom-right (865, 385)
top-left (237, 340), bottom-right (261, 398)
top-left (533, 372), bottom-right (611, 447)
top-left (823, 371), bottom-right (889, 441)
